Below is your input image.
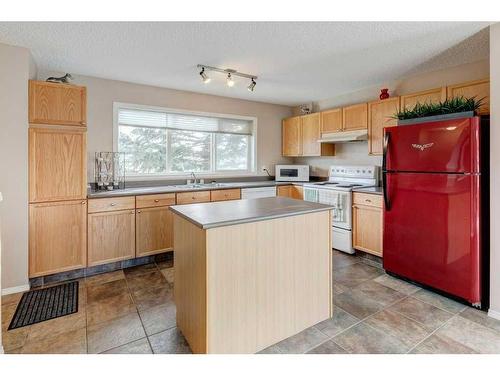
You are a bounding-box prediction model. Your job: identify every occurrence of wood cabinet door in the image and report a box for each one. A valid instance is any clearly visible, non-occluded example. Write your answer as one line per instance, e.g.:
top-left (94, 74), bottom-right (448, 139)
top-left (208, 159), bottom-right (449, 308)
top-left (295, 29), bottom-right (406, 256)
top-left (291, 186), bottom-right (304, 200)
top-left (342, 103), bottom-right (368, 131)
top-left (368, 97), bottom-right (400, 155)
top-left (447, 79), bottom-right (490, 115)
top-left (136, 206), bottom-right (173, 257)
top-left (29, 81), bottom-right (87, 126)
top-left (321, 108), bottom-right (342, 134)
top-left (29, 200), bottom-right (87, 277)
top-left (276, 185), bottom-right (292, 197)
top-left (282, 117), bottom-right (302, 156)
top-left (29, 126), bottom-right (87, 203)
top-left (88, 210), bottom-right (136, 266)
top-left (352, 204), bottom-right (383, 257)
top-left (400, 87), bottom-right (446, 110)
top-left (301, 113), bottom-right (321, 156)
top-left (176, 191), bottom-right (211, 205)
top-left (210, 189), bottom-right (241, 202)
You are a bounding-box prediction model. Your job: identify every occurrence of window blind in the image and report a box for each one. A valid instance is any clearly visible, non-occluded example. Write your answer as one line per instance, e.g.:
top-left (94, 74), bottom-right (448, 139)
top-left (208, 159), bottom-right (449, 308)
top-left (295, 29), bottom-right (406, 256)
top-left (118, 108), bottom-right (253, 135)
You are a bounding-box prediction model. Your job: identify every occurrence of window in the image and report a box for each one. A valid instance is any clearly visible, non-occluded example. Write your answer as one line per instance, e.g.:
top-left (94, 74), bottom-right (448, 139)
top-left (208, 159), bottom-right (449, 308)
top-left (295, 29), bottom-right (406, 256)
top-left (115, 104), bottom-right (256, 176)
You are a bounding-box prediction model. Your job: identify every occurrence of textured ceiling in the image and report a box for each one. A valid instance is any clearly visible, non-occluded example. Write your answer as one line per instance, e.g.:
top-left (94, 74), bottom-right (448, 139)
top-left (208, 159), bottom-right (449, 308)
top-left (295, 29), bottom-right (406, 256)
top-left (0, 22), bottom-right (490, 106)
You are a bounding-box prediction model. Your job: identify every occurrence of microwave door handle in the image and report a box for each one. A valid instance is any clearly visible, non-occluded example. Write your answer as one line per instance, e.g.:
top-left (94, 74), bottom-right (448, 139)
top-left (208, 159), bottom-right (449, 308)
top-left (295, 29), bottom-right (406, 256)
top-left (382, 131), bottom-right (391, 211)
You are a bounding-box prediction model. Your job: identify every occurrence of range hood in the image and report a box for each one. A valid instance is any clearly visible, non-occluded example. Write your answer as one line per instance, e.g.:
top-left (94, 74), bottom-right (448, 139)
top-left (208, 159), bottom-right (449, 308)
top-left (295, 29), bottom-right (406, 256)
top-left (318, 129), bottom-right (368, 143)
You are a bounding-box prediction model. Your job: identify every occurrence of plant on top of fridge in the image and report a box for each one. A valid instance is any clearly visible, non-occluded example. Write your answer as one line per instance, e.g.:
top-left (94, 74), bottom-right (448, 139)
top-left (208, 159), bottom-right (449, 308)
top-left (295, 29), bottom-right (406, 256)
top-left (393, 96), bottom-right (485, 120)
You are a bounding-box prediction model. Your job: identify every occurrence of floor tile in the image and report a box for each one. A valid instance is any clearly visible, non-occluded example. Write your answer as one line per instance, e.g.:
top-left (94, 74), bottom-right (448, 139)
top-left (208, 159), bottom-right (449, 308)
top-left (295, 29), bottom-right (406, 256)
top-left (332, 250), bottom-right (359, 270)
top-left (161, 268), bottom-right (174, 286)
top-left (365, 309), bottom-right (430, 348)
top-left (333, 322), bottom-right (408, 354)
top-left (314, 306), bottom-right (359, 337)
top-left (306, 339), bottom-right (347, 354)
top-left (87, 312), bottom-right (146, 354)
top-left (373, 274), bottom-right (421, 295)
top-left (86, 292), bottom-right (137, 326)
top-left (124, 263), bottom-right (158, 278)
top-left (436, 316), bottom-right (500, 354)
top-left (2, 303), bottom-right (18, 329)
top-left (334, 289), bottom-right (385, 319)
top-left (132, 285), bottom-right (173, 311)
top-left (28, 307), bottom-right (87, 342)
top-left (1, 326), bottom-right (29, 352)
top-left (139, 302), bottom-right (176, 336)
top-left (274, 327), bottom-right (328, 354)
top-left (410, 334), bottom-right (477, 354)
top-left (332, 283), bottom-right (347, 295)
top-left (257, 345), bottom-right (282, 354)
top-left (85, 270), bottom-right (125, 286)
top-left (354, 280), bottom-right (406, 306)
top-left (459, 307), bottom-right (500, 334)
top-left (87, 279), bottom-right (129, 304)
top-left (412, 289), bottom-right (467, 314)
top-left (126, 270), bottom-right (168, 293)
top-left (156, 259), bottom-right (174, 270)
top-left (333, 263), bottom-right (383, 288)
top-left (389, 297), bottom-right (453, 331)
top-left (149, 327), bottom-right (192, 354)
top-left (102, 338), bottom-right (153, 354)
top-left (21, 328), bottom-right (86, 354)
top-left (1, 292), bottom-right (24, 306)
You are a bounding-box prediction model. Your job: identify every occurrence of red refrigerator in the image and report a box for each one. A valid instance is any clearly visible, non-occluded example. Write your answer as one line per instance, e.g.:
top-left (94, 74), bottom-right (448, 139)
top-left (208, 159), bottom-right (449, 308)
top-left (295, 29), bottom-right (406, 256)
top-left (382, 116), bottom-right (488, 307)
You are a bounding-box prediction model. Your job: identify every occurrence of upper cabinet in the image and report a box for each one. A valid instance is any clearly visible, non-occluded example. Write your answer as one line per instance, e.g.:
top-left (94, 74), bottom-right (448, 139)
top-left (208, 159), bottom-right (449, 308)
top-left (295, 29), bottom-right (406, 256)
top-left (400, 87), bottom-right (446, 110)
top-left (29, 127), bottom-right (87, 203)
top-left (320, 108), bottom-right (343, 134)
top-left (282, 115), bottom-right (335, 157)
top-left (447, 79), bottom-right (490, 115)
top-left (29, 80), bottom-right (87, 126)
top-left (343, 103), bottom-right (368, 131)
top-left (368, 97), bottom-right (400, 155)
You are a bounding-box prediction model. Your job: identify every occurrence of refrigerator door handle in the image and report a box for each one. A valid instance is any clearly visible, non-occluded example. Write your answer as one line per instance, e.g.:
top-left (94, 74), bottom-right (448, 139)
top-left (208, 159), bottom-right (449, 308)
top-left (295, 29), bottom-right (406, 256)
top-left (382, 131), bottom-right (391, 210)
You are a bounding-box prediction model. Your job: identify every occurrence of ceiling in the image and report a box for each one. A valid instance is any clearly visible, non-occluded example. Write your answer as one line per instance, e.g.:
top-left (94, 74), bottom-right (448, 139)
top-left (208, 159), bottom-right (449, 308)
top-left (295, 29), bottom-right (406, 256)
top-left (0, 22), bottom-right (490, 106)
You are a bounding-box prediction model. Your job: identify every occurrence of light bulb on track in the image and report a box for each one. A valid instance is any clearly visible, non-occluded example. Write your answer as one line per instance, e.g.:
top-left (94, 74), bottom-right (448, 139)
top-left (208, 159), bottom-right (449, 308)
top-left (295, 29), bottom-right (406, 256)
top-left (199, 67), bottom-right (211, 84)
top-left (247, 78), bottom-right (256, 92)
top-left (226, 73), bottom-right (235, 87)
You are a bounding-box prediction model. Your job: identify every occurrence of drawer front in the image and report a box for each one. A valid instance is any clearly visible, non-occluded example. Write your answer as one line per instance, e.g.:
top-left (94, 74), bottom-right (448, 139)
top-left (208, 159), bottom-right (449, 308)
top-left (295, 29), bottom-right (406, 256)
top-left (210, 188), bottom-right (241, 202)
top-left (88, 196), bottom-right (136, 213)
top-left (176, 191), bottom-right (211, 205)
top-left (136, 193), bottom-right (176, 208)
top-left (353, 192), bottom-right (383, 208)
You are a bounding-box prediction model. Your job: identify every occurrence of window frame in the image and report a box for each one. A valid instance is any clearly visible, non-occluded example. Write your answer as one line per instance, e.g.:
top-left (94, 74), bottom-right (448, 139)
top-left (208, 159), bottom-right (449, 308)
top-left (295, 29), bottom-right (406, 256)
top-left (113, 102), bottom-right (258, 180)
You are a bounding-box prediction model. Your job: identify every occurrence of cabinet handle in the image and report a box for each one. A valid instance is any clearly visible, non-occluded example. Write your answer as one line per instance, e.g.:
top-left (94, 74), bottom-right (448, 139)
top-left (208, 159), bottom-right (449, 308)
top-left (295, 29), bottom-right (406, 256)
top-left (137, 210), bottom-right (141, 213)
top-left (365, 199), bottom-right (372, 203)
top-left (81, 201), bottom-right (86, 205)
top-left (192, 196), bottom-right (196, 199)
top-left (130, 211), bottom-right (135, 214)
top-left (154, 199), bottom-right (160, 202)
top-left (110, 203), bottom-right (116, 206)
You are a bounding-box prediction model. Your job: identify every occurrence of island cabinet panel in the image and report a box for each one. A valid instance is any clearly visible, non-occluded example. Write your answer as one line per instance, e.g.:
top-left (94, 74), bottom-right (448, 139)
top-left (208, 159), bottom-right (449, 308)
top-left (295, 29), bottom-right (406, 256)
top-left (282, 116), bottom-right (302, 156)
top-left (176, 191), bottom-right (211, 205)
top-left (29, 200), bottom-right (87, 277)
top-left (447, 79), bottom-right (490, 115)
top-left (136, 206), bottom-right (174, 257)
top-left (29, 126), bottom-right (87, 203)
top-left (87, 209), bottom-right (136, 266)
top-left (29, 80), bottom-right (87, 126)
top-left (342, 103), bottom-right (368, 131)
top-left (400, 87), bottom-right (446, 110)
top-left (210, 188), bottom-right (241, 202)
top-left (368, 97), bottom-right (400, 155)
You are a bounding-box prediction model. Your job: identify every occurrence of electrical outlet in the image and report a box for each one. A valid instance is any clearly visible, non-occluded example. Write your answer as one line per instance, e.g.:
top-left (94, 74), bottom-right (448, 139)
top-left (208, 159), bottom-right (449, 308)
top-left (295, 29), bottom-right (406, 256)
top-left (261, 165), bottom-right (268, 172)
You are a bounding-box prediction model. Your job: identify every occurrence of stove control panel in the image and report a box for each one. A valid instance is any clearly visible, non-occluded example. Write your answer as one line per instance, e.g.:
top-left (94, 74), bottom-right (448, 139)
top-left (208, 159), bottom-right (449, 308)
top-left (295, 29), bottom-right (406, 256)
top-left (329, 165), bottom-right (378, 179)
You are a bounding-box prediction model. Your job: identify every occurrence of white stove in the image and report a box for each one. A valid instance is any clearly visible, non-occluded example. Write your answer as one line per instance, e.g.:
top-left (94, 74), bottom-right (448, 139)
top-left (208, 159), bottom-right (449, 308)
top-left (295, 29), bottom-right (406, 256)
top-left (303, 166), bottom-right (379, 254)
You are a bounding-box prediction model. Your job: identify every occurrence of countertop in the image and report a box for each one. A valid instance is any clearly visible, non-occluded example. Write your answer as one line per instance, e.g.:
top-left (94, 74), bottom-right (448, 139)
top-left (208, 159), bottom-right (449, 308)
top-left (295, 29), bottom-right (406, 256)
top-left (352, 186), bottom-right (383, 195)
top-left (87, 180), bottom-right (308, 198)
top-left (169, 196), bottom-right (333, 229)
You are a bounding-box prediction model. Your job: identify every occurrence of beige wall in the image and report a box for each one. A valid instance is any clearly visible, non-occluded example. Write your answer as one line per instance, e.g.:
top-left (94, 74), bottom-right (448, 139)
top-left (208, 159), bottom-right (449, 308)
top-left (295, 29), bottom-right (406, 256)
top-left (39, 71), bottom-right (293, 182)
top-left (294, 59), bottom-right (490, 176)
top-left (489, 25), bottom-right (500, 318)
top-left (0, 43), bottom-right (36, 292)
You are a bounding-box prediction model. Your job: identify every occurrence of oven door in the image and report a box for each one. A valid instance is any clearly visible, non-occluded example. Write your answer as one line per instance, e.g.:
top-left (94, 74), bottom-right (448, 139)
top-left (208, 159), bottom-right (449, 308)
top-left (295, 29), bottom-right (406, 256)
top-left (317, 189), bottom-right (351, 230)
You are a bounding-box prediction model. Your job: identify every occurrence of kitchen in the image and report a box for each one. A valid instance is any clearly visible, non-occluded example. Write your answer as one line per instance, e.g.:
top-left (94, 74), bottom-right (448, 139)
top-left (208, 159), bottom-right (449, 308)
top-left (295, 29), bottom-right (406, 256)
top-left (1, 16), bottom-right (500, 367)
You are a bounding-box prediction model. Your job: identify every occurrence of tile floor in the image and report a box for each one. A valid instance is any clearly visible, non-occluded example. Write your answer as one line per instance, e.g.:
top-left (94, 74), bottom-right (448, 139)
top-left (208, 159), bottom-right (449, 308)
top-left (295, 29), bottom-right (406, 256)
top-left (2, 251), bottom-right (500, 354)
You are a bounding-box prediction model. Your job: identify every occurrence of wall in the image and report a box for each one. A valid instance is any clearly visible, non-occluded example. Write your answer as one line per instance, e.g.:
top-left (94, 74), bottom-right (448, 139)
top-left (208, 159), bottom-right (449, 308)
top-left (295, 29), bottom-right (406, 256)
top-left (489, 25), bottom-right (500, 319)
top-left (39, 71), bottom-right (293, 182)
top-left (0, 43), bottom-right (36, 293)
top-left (294, 59), bottom-right (490, 176)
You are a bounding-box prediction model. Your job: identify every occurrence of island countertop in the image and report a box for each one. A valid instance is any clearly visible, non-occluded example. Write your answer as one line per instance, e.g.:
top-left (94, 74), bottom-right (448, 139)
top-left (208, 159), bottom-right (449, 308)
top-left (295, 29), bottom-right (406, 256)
top-left (169, 196), bottom-right (333, 229)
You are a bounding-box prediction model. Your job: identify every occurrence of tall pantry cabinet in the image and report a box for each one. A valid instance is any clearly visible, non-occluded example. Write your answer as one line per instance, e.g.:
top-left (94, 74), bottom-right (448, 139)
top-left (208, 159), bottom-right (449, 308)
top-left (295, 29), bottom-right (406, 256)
top-left (28, 81), bottom-right (88, 277)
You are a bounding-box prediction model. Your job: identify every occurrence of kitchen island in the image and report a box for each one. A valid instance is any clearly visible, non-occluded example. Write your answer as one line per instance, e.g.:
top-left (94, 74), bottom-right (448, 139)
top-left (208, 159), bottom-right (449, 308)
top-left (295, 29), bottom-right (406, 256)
top-left (170, 197), bottom-right (333, 354)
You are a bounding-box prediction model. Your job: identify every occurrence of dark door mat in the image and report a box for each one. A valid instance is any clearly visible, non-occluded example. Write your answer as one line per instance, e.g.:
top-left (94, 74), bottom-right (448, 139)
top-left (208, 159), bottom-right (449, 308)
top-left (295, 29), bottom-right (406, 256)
top-left (8, 281), bottom-right (79, 330)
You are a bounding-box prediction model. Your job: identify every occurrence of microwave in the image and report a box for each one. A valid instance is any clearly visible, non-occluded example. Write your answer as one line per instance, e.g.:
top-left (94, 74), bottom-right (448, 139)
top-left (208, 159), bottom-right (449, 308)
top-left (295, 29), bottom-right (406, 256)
top-left (275, 165), bottom-right (310, 182)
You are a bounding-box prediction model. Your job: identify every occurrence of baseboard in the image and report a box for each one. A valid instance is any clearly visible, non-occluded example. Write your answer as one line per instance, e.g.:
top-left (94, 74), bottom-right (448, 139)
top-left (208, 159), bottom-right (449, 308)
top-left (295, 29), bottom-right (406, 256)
top-left (1, 284), bottom-right (29, 296)
top-left (488, 309), bottom-right (500, 321)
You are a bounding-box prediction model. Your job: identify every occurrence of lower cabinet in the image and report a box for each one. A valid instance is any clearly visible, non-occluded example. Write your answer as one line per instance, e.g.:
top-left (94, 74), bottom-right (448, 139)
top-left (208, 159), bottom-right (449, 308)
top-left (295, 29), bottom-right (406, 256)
top-left (87, 209), bottom-right (136, 267)
top-left (277, 185), bottom-right (304, 200)
top-left (29, 200), bottom-right (87, 277)
top-left (210, 188), bottom-right (241, 202)
top-left (352, 193), bottom-right (383, 257)
top-left (136, 206), bottom-right (174, 257)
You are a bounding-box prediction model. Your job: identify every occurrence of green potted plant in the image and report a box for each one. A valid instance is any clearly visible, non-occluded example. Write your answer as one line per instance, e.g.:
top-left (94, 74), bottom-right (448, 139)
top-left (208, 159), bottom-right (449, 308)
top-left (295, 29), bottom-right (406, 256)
top-left (393, 96), bottom-right (485, 125)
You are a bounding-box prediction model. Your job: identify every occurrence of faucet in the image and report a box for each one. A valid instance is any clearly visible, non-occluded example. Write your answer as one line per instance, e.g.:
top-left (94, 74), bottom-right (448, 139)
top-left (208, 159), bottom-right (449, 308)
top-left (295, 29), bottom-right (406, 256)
top-left (190, 171), bottom-right (198, 184)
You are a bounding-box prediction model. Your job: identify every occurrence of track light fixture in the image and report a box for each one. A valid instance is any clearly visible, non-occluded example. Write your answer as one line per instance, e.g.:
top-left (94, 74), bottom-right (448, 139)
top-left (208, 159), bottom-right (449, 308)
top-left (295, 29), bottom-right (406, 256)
top-left (197, 64), bottom-right (257, 92)
top-left (199, 67), bottom-right (211, 84)
top-left (247, 78), bottom-right (256, 92)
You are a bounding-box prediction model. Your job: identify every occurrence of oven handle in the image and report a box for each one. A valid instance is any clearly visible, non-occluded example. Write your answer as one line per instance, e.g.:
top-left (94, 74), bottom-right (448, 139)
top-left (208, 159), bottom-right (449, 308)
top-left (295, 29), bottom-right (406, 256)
top-left (382, 131), bottom-right (391, 211)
